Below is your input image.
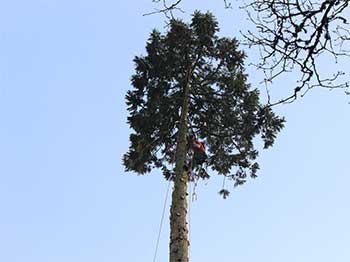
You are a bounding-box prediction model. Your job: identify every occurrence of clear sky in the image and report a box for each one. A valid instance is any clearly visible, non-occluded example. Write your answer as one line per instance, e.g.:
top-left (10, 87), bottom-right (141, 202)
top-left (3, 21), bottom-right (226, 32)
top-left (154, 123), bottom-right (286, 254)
top-left (0, 1), bottom-right (349, 262)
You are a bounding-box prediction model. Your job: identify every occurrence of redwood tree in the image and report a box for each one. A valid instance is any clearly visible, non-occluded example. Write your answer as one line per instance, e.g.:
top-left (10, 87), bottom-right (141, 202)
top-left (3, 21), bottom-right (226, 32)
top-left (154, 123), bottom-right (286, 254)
top-left (123, 11), bottom-right (284, 262)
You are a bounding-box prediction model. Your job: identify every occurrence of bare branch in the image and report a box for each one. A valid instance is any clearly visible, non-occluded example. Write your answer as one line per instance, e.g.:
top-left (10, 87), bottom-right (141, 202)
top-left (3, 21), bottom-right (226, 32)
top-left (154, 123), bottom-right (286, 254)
top-left (143, 0), bottom-right (184, 18)
top-left (241, 0), bottom-right (350, 106)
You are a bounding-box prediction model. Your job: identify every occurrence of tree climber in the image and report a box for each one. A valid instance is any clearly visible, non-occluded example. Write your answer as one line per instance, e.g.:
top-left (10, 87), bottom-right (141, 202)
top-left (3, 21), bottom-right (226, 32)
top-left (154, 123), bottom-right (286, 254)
top-left (189, 135), bottom-right (207, 171)
top-left (191, 138), bottom-right (206, 169)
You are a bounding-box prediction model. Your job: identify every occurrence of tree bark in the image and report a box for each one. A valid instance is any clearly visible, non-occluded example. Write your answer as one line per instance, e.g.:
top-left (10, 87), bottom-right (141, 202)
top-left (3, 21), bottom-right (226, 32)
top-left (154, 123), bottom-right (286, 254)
top-left (169, 68), bottom-right (191, 262)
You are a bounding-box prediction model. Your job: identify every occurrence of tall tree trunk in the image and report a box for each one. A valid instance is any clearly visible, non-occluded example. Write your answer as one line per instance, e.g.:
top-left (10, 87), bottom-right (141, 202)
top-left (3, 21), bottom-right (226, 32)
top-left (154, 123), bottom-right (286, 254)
top-left (169, 68), bottom-right (191, 262)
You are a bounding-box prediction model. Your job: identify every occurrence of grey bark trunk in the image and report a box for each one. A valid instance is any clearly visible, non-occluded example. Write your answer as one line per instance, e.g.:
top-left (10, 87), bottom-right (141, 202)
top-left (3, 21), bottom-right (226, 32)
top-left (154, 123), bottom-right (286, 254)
top-left (169, 69), bottom-right (191, 262)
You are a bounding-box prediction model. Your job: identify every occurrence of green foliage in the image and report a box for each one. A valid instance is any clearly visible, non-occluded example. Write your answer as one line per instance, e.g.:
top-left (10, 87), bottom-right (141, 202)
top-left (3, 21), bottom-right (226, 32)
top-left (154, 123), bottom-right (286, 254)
top-left (123, 11), bottom-right (285, 188)
top-left (218, 189), bottom-right (230, 199)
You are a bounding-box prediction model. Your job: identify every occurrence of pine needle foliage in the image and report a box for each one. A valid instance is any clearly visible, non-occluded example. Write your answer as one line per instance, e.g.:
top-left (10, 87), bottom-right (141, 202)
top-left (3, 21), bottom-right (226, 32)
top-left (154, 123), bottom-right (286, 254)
top-left (123, 11), bottom-right (284, 188)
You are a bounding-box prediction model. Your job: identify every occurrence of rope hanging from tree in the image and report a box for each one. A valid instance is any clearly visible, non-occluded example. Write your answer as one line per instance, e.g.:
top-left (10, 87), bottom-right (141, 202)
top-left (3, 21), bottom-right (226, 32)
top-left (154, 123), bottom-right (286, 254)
top-left (153, 180), bottom-right (171, 262)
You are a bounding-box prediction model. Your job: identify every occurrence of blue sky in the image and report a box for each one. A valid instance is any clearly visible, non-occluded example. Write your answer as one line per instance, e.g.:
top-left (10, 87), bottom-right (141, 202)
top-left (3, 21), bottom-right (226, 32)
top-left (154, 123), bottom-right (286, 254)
top-left (0, 1), bottom-right (349, 261)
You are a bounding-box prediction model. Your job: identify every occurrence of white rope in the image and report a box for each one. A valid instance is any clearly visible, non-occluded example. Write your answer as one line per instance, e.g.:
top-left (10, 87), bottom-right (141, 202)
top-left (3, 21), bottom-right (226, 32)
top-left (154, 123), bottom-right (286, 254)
top-left (188, 181), bottom-right (192, 261)
top-left (153, 180), bottom-right (172, 262)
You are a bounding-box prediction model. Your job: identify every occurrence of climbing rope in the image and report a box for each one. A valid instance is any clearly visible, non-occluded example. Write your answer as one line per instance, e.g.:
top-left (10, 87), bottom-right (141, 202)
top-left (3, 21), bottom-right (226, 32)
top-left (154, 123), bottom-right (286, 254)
top-left (153, 157), bottom-right (203, 261)
top-left (222, 175), bottom-right (226, 189)
top-left (192, 174), bottom-right (199, 202)
top-left (188, 181), bottom-right (192, 260)
top-left (153, 180), bottom-right (172, 262)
